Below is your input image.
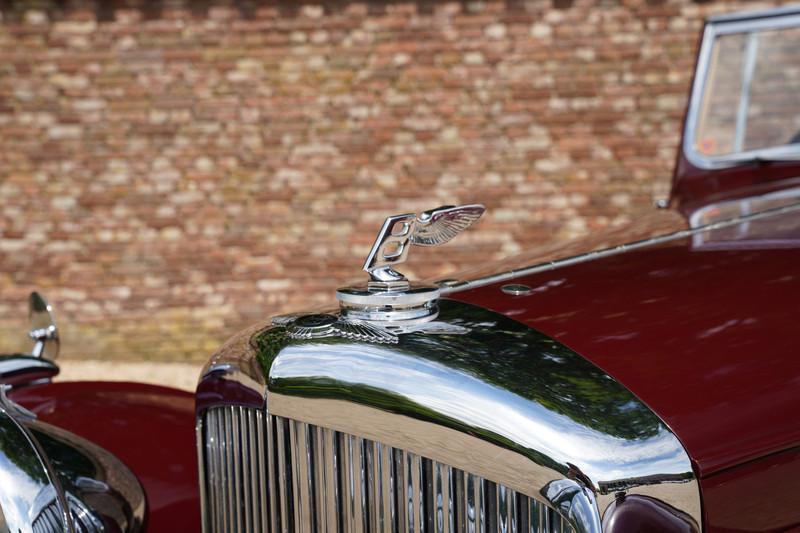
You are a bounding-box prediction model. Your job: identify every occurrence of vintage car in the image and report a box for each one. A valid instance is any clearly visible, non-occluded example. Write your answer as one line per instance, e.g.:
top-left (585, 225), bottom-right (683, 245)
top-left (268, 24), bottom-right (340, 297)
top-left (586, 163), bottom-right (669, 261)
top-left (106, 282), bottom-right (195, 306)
top-left (2, 3), bottom-right (799, 533)
top-left (1, 293), bottom-right (201, 532)
top-left (193, 5), bottom-right (800, 533)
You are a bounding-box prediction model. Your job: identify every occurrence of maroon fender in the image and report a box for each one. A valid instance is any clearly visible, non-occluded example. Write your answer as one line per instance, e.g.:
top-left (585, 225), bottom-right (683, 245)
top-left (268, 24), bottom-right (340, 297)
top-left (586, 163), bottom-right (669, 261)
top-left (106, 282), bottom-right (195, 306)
top-left (603, 494), bottom-right (698, 533)
top-left (701, 447), bottom-right (800, 532)
top-left (10, 381), bottom-right (201, 533)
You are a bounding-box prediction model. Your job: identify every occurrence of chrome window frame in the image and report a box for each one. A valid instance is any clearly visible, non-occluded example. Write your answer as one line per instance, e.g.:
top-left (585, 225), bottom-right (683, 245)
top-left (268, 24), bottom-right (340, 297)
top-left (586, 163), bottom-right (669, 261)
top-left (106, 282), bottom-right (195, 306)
top-left (683, 7), bottom-right (800, 169)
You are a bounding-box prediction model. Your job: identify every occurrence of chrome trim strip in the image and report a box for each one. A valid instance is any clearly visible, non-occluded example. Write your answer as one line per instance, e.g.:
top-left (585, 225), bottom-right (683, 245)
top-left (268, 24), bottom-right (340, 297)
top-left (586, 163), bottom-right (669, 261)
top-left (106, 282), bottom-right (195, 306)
top-left (441, 201), bottom-right (800, 293)
top-left (6, 386), bottom-right (146, 532)
top-left (276, 416), bottom-right (290, 533)
top-left (289, 420), bottom-right (308, 530)
top-left (265, 412), bottom-right (280, 533)
top-left (683, 9), bottom-right (800, 170)
top-left (733, 32), bottom-right (759, 153)
top-left (232, 407), bottom-right (242, 533)
top-left (350, 434), bottom-right (365, 533)
top-left (225, 410), bottom-right (236, 533)
top-left (255, 410), bottom-right (263, 531)
top-left (241, 407), bottom-right (252, 533)
top-left (0, 401), bottom-right (73, 533)
top-left (197, 415), bottom-right (210, 533)
top-left (326, 428), bottom-right (340, 532)
top-left (0, 355), bottom-right (59, 385)
top-left (380, 443), bottom-right (393, 533)
top-left (215, 412), bottom-right (225, 533)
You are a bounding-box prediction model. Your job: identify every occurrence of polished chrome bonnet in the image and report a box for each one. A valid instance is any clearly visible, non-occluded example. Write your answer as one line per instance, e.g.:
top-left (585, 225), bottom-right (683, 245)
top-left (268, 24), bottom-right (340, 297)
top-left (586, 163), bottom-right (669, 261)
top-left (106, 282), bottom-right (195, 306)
top-left (197, 299), bottom-right (702, 532)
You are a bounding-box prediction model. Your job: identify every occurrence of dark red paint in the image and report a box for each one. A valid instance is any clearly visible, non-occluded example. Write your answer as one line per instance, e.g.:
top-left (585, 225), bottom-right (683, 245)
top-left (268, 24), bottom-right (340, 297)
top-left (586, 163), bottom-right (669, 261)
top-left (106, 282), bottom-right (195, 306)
top-left (701, 446), bottom-right (800, 531)
top-left (451, 207), bottom-right (800, 481)
top-left (670, 153), bottom-right (800, 215)
top-left (196, 370), bottom-right (264, 412)
top-left (10, 381), bottom-right (201, 533)
top-left (603, 494), bottom-right (698, 533)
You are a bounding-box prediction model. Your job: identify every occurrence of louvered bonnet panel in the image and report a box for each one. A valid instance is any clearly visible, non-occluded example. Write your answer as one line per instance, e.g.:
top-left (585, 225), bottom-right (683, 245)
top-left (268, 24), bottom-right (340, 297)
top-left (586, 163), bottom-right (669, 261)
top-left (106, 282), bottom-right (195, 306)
top-left (202, 406), bottom-right (573, 533)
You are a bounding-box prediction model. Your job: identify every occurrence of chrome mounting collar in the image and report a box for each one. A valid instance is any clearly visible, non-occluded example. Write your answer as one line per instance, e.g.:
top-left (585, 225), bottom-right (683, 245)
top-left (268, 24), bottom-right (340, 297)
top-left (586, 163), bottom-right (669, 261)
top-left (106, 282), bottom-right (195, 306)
top-left (336, 204), bottom-right (485, 323)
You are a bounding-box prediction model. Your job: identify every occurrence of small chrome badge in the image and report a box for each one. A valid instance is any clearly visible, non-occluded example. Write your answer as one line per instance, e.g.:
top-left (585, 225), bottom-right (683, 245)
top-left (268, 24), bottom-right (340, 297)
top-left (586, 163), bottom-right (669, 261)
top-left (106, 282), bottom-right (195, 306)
top-left (272, 313), bottom-right (471, 344)
top-left (274, 313), bottom-right (400, 344)
top-left (336, 204), bottom-right (485, 324)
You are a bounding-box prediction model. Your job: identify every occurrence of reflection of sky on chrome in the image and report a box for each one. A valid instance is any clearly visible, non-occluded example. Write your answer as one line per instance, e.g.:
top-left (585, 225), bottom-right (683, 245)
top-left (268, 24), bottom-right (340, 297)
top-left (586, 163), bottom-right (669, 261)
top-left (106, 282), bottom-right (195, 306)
top-left (0, 449), bottom-right (43, 533)
top-left (273, 344), bottom-right (692, 484)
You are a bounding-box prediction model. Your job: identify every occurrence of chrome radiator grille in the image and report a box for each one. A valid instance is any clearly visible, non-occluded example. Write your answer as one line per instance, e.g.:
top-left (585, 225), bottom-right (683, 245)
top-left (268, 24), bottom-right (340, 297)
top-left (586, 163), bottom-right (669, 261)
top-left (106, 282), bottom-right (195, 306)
top-left (202, 405), bottom-right (573, 533)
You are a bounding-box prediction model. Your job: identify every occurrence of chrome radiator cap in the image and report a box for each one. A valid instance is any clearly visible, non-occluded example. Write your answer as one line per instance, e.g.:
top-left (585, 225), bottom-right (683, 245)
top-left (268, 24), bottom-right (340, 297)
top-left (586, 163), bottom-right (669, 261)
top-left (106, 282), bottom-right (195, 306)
top-left (335, 204), bottom-right (484, 323)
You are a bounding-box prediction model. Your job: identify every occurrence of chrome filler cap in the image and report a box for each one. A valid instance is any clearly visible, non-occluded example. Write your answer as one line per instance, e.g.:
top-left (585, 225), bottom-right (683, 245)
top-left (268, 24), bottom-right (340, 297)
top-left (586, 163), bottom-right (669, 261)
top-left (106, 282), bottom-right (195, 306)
top-left (336, 204), bottom-right (485, 323)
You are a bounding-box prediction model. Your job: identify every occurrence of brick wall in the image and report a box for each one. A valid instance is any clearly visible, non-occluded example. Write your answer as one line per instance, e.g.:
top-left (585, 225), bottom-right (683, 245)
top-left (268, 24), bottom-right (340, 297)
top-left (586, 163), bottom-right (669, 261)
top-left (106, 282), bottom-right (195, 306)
top-left (0, 0), bottom-right (787, 361)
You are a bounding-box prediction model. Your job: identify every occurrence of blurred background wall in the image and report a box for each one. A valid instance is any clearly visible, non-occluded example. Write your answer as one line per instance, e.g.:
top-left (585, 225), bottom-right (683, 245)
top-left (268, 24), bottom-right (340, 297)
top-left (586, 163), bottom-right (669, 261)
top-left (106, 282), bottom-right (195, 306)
top-left (0, 0), bottom-right (787, 361)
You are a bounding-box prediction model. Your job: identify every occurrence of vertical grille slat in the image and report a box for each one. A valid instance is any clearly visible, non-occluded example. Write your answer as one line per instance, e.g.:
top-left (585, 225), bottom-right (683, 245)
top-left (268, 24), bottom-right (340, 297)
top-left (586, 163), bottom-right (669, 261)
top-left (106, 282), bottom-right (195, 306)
top-left (201, 407), bottom-right (575, 533)
top-left (365, 440), bottom-right (378, 532)
top-left (232, 407), bottom-right (243, 533)
top-left (276, 416), bottom-right (291, 533)
top-left (223, 409), bottom-right (235, 533)
top-left (379, 443), bottom-right (394, 533)
top-left (241, 408), bottom-right (252, 533)
top-left (411, 453), bottom-right (422, 533)
top-left (265, 413), bottom-right (279, 532)
top-left (290, 420), bottom-right (312, 531)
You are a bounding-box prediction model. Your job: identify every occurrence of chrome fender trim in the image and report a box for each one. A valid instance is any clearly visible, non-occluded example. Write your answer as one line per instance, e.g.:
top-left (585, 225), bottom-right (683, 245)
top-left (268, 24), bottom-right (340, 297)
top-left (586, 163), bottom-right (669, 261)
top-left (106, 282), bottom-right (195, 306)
top-left (0, 386), bottom-right (146, 533)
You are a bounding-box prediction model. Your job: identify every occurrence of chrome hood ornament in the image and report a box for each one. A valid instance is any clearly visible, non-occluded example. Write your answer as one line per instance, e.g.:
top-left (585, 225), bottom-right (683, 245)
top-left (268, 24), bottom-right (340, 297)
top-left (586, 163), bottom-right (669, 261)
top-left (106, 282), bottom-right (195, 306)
top-left (337, 204), bottom-right (485, 323)
top-left (362, 204), bottom-right (485, 285)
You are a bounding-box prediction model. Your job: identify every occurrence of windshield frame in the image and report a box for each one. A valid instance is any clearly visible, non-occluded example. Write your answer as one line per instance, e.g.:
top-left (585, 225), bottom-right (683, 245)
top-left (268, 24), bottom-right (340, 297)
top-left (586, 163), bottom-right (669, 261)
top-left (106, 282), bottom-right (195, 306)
top-left (684, 7), bottom-right (800, 169)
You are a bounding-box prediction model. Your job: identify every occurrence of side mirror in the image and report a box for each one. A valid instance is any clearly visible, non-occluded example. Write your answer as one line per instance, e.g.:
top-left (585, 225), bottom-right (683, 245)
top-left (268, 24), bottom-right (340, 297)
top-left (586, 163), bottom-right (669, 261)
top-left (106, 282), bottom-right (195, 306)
top-left (28, 292), bottom-right (59, 360)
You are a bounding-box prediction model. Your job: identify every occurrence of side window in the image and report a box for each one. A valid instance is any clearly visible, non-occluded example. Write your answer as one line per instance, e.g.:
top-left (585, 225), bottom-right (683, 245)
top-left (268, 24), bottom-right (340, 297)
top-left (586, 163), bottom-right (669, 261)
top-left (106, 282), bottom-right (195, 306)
top-left (688, 15), bottom-right (800, 164)
top-left (746, 27), bottom-right (800, 151)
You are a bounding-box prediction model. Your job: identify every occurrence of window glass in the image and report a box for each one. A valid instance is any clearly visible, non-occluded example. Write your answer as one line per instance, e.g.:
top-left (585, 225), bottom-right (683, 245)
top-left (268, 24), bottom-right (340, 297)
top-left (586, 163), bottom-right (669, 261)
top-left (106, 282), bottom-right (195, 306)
top-left (694, 25), bottom-right (800, 158)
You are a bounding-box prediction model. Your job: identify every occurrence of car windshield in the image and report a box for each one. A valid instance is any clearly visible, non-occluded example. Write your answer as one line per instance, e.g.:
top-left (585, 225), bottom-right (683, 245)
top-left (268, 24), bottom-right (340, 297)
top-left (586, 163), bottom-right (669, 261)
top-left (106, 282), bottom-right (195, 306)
top-left (693, 19), bottom-right (800, 160)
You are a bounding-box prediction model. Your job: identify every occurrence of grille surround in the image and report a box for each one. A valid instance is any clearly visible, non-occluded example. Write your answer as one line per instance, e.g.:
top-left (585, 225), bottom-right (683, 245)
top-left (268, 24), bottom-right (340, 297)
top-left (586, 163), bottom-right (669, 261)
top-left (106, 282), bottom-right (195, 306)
top-left (196, 299), bottom-right (702, 532)
top-left (202, 405), bottom-right (573, 533)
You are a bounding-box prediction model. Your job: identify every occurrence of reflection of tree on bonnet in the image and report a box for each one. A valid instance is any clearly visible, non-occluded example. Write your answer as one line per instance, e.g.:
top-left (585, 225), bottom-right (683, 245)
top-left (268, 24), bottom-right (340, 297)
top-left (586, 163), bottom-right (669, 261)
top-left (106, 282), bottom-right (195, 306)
top-left (254, 301), bottom-right (661, 443)
top-left (0, 409), bottom-right (54, 532)
top-left (0, 412), bottom-right (48, 483)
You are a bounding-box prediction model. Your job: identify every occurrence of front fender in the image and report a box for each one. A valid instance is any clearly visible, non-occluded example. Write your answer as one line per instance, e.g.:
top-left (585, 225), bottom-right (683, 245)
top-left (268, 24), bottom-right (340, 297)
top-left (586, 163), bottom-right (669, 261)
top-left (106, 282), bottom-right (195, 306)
top-left (10, 381), bottom-right (200, 533)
